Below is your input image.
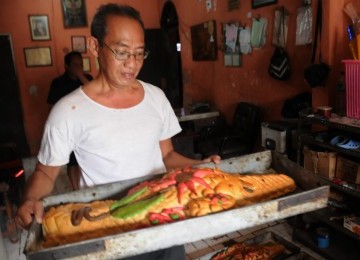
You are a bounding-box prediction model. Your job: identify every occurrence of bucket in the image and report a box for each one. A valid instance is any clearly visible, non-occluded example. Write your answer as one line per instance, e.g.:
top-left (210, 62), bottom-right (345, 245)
top-left (343, 60), bottom-right (360, 119)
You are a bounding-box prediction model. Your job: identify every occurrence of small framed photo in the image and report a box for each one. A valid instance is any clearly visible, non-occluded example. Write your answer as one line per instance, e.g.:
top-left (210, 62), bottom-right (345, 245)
top-left (29, 15), bottom-right (50, 41)
top-left (82, 57), bottom-right (90, 72)
top-left (252, 0), bottom-right (277, 9)
top-left (72, 36), bottom-right (86, 53)
top-left (191, 20), bottom-right (217, 61)
top-left (24, 47), bottom-right (52, 67)
top-left (61, 0), bottom-right (88, 28)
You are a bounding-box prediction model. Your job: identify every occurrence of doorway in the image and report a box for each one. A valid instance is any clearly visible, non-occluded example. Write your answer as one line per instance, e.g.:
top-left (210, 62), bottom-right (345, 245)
top-left (0, 35), bottom-right (29, 157)
top-left (137, 1), bottom-right (183, 109)
top-left (160, 1), bottom-right (183, 109)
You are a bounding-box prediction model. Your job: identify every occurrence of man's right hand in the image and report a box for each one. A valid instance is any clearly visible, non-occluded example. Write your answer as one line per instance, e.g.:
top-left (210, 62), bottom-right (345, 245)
top-left (16, 198), bottom-right (44, 229)
top-left (15, 163), bottom-right (61, 229)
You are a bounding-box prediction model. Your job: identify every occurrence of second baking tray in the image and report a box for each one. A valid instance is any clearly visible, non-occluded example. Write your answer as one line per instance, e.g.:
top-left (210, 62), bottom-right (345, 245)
top-left (198, 231), bottom-right (301, 260)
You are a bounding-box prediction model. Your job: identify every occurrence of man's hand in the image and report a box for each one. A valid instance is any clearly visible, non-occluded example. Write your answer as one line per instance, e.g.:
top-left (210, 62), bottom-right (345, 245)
top-left (202, 155), bottom-right (221, 164)
top-left (16, 198), bottom-right (44, 229)
top-left (15, 162), bottom-right (61, 229)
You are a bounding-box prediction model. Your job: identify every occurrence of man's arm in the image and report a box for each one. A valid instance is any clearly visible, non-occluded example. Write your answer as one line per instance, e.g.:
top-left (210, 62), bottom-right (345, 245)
top-left (16, 162), bottom-right (62, 229)
top-left (160, 138), bottom-right (220, 170)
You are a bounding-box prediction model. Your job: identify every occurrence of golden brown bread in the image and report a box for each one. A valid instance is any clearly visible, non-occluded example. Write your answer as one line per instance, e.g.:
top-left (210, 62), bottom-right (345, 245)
top-left (211, 242), bottom-right (286, 260)
top-left (42, 168), bottom-right (296, 247)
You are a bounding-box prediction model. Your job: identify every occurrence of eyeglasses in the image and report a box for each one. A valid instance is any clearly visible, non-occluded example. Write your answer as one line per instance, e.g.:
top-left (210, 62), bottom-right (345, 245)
top-left (102, 42), bottom-right (149, 61)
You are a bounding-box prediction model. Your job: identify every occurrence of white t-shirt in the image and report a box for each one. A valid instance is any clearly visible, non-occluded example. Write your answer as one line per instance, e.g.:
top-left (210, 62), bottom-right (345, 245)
top-left (38, 81), bottom-right (182, 187)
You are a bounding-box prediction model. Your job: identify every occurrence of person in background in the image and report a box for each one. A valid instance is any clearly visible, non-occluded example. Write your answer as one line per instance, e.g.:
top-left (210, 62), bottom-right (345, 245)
top-left (17, 4), bottom-right (220, 259)
top-left (47, 51), bottom-right (93, 190)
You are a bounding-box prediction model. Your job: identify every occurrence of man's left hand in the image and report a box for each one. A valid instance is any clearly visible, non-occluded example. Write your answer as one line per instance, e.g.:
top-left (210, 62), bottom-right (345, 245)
top-left (202, 155), bottom-right (221, 164)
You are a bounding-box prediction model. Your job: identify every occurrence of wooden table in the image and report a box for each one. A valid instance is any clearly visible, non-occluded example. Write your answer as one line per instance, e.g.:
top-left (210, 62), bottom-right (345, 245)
top-left (173, 108), bottom-right (220, 158)
top-left (175, 109), bottom-right (220, 122)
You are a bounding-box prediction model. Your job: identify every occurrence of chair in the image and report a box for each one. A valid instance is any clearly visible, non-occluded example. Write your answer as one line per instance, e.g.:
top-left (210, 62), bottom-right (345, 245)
top-left (195, 102), bottom-right (260, 159)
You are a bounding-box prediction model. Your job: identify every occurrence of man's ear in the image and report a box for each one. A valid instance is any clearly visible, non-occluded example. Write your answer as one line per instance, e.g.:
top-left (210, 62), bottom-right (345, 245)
top-left (87, 37), bottom-right (99, 57)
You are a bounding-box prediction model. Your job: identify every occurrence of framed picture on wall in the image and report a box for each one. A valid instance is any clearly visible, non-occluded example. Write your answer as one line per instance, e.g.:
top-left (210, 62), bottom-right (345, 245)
top-left (82, 57), bottom-right (90, 72)
top-left (29, 15), bottom-right (51, 41)
top-left (61, 0), bottom-right (88, 28)
top-left (190, 20), bottom-right (217, 61)
top-left (24, 47), bottom-right (52, 67)
top-left (71, 36), bottom-right (86, 53)
top-left (252, 0), bottom-right (277, 9)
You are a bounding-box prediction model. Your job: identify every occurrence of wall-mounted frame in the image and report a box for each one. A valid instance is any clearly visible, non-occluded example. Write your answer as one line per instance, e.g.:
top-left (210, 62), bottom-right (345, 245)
top-left (24, 47), bottom-right (52, 67)
top-left (82, 57), bottom-right (90, 72)
top-left (191, 20), bottom-right (217, 61)
top-left (61, 0), bottom-right (88, 28)
top-left (252, 0), bottom-right (277, 9)
top-left (228, 0), bottom-right (240, 11)
top-left (29, 15), bottom-right (50, 41)
top-left (71, 36), bottom-right (86, 53)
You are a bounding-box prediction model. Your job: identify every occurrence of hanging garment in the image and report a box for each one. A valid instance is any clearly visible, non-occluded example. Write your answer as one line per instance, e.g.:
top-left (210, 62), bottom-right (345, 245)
top-left (239, 27), bottom-right (252, 54)
top-left (251, 17), bottom-right (267, 49)
top-left (296, 5), bottom-right (312, 46)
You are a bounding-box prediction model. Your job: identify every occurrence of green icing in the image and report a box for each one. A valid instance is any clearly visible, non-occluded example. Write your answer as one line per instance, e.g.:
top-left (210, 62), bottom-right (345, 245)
top-left (170, 213), bottom-right (179, 220)
top-left (111, 194), bottom-right (164, 219)
top-left (110, 186), bottom-right (148, 211)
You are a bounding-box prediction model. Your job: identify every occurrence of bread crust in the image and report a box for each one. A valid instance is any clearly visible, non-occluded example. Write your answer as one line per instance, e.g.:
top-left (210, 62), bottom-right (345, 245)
top-left (42, 169), bottom-right (296, 247)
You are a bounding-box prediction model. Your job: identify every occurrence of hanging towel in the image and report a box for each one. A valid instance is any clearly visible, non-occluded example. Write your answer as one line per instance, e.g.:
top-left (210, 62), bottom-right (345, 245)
top-left (251, 17), bottom-right (268, 49)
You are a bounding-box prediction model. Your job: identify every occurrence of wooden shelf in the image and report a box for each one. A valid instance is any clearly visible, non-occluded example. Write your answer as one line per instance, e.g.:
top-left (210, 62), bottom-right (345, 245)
top-left (311, 208), bottom-right (360, 240)
top-left (293, 227), bottom-right (360, 260)
top-left (300, 134), bottom-right (360, 159)
top-left (295, 109), bottom-right (360, 259)
top-left (299, 110), bottom-right (360, 135)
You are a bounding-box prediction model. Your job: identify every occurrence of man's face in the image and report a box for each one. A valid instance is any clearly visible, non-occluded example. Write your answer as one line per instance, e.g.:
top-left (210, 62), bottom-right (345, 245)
top-left (67, 55), bottom-right (84, 79)
top-left (98, 15), bottom-right (145, 88)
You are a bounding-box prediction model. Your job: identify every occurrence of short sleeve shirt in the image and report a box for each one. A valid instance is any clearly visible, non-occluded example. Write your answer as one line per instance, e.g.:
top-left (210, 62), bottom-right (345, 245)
top-left (38, 81), bottom-right (181, 187)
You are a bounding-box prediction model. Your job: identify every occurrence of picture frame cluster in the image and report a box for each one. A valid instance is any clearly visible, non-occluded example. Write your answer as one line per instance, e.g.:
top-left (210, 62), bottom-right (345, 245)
top-left (26, 0), bottom-right (90, 68)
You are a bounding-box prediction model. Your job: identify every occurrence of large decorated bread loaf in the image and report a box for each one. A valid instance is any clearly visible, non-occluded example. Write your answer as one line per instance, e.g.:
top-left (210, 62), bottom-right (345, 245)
top-left (42, 168), bottom-right (296, 247)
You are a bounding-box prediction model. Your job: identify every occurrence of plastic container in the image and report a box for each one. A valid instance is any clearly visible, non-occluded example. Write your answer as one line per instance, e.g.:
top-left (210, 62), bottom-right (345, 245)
top-left (316, 227), bottom-right (330, 248)
top-left (343, 60), bottom-right (360, 119)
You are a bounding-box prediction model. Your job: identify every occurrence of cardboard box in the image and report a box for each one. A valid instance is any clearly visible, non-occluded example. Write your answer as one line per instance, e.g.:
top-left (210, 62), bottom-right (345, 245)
top-left (303, 146), bottom-right (337, 179)
top-left (344, 216), bottom-right (360, 235)
top-left (336, 156), bottom-right (360, 184)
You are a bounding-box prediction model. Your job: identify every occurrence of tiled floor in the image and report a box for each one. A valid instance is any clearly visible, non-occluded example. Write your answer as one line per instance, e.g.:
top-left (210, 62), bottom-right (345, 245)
top-left (2, 158), bottom-right (71, 260)
top-left (3, 229), bottom-right (27, 260)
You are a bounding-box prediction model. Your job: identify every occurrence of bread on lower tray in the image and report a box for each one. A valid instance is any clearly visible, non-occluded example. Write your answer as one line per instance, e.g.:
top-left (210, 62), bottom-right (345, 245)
top-left (42, 168), bottom-right (296, 247)
top-left (211, 242), bottom-right (286, 260)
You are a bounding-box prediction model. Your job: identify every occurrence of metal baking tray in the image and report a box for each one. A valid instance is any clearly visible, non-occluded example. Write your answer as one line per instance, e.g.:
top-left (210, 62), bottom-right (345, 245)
top-left (198, 231), bottom-right (301, 260)
top-left (24, 151), bottom-right (329, 259)
top-left (286, 251), bottom-right (318, 260)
